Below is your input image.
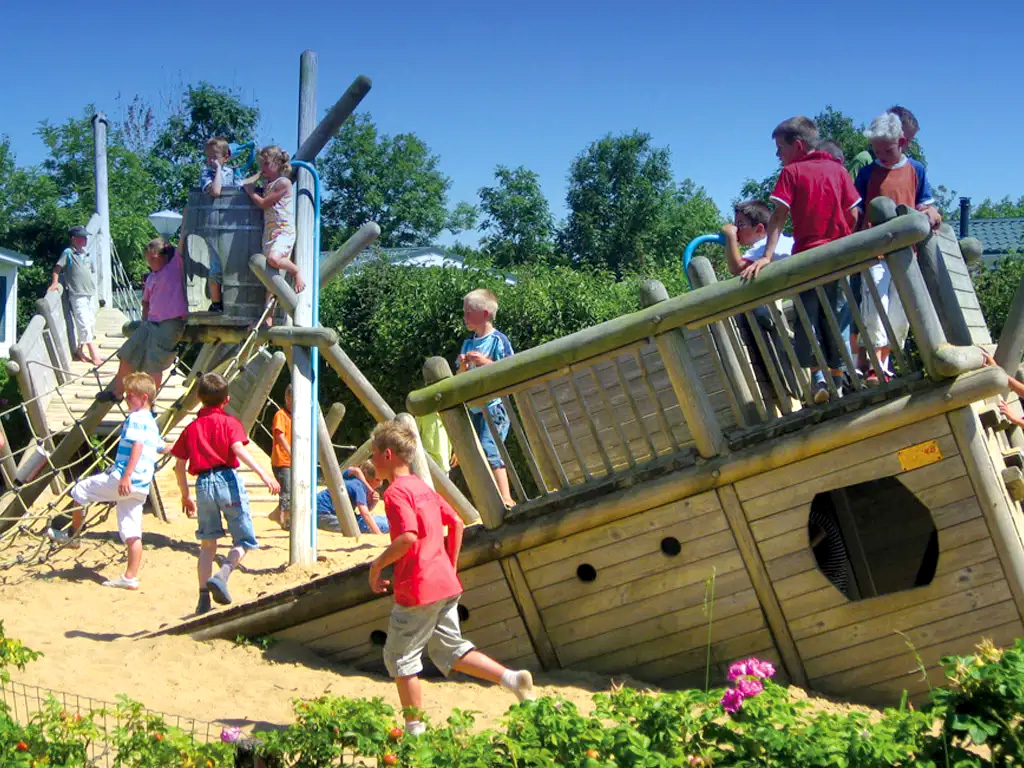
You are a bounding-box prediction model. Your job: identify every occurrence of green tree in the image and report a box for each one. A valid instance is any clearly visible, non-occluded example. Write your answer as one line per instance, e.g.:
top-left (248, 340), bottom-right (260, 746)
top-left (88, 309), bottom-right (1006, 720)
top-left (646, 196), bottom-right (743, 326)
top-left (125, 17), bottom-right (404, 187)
top-left (973, 195), bottom-right (1024, 219)
top-left (148, 82), bottom-right (260, 210)
top-left (320, 114), bottom-right (468, 248)
top-left (560, 131), bottom-right (719, 278)
top-left (975, 256), bottom-right (1024, 341)
top-left (478, 165), bottom-right (554, 267)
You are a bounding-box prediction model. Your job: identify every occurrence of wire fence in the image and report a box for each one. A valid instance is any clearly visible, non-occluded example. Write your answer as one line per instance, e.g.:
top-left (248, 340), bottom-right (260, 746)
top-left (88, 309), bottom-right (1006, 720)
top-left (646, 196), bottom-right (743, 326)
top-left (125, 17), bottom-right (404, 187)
top-left (1, 677), bottom-right (223, 767)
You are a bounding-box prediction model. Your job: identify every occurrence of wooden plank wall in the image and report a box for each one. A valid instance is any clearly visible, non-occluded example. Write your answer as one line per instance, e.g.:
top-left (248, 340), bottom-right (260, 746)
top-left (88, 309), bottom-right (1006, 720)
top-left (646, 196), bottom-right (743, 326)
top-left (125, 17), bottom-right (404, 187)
top-left (733, 414), bottom-right (1022, 705)
top-left (934, 225), bottom-right (991, 345)
top-left (520, 330), bottom-right (737, 487)
top-left (518, 490), bottom-right (783, 690)
top-left (272, 561), bottom-right (540, 674)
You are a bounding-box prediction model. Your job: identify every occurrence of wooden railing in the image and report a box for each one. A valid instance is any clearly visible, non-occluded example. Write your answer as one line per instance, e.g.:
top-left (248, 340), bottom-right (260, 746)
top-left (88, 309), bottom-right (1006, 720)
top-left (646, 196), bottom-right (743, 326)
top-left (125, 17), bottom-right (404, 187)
top-left (408, 203), bottom-right (985, 528)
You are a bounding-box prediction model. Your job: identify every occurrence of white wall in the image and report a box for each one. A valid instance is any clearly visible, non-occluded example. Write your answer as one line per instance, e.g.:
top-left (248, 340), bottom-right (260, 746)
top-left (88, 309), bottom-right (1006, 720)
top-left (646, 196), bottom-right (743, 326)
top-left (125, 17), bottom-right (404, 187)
top-left (0, 264), bottom-right (18, 357)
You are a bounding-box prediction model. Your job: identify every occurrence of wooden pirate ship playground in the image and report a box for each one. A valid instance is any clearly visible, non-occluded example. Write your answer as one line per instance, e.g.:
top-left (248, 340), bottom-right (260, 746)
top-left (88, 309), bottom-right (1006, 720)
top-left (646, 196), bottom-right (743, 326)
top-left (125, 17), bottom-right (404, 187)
top-left (3, 51), bottom-right (1024, 708)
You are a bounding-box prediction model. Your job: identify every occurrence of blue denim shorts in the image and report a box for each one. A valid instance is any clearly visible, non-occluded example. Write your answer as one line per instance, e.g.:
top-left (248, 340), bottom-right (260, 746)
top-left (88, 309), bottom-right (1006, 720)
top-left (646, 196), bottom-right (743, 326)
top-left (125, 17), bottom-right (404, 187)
top-left (195, 468), bottom-right (258, 549)
top-left (470, 402), bottom-right (510, 469)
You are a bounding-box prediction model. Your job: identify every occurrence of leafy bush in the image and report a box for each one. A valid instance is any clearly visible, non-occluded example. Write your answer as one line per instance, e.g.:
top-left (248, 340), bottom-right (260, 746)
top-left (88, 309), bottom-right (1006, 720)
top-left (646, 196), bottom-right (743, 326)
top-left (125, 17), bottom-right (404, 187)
top-left (974, 256), bottom-right (1024, 343)
top-left (7, 616), bottom-right (1024, 766)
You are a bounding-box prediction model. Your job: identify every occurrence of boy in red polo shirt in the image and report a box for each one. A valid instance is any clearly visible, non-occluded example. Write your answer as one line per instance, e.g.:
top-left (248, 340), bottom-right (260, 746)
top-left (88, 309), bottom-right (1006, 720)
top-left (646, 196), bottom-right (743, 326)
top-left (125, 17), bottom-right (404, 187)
top-left (741, 115), bottom-right (861, 404)
top-left (172, 373), bottom-right (280, 614)
top-left (368, 419), bottom-right (535, 736)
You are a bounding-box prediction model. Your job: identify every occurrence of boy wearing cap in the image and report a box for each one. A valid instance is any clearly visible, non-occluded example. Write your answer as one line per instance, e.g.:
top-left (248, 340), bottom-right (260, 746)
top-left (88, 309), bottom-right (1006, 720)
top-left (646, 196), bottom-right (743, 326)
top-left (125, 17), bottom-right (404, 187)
top-left (49, 225), bottom-right (101, 366)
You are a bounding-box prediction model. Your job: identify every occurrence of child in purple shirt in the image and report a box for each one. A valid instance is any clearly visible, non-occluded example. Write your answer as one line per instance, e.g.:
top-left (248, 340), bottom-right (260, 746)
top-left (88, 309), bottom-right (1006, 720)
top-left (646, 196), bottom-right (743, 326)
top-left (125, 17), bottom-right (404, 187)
top-left (98, 237), bottom-right (188, 403)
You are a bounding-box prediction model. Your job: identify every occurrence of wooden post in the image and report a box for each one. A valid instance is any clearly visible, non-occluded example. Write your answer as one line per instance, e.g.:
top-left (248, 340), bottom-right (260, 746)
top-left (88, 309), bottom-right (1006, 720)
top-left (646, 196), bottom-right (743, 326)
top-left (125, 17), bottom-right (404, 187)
top-left (326, 403), bottom-right (346, 438)
top-left (318, 410), bottom-right (360, 537)
top-left (396, 412), bottom-right (435, 489)
top-left (320, 223), bottom-right (381, 286)
top-left (0, 417), bottom-right (16, 488)
top-left (687, 257), bottom-right (760, 425)
top-left (232, 350), bottom-right (286, 433)
top-left (717, 485), bottom-right (808, 687)
top-left (994, 272), bottom-right (1024, 377)
top-left (286, 52), bottom-right (319, 566)
top-left (293, 75), bottom-right (373, 163)
top-left (423, 357), bottom-right (506, 529)
top-left (947, 406), bottom-right (1024, 621)
top-left (917, 232), bottom-right (973, 347)
top-left (35, 292), bottom-right (72, 379)
top-left (640, 280), bottom-right (724, 459)
top-left (91, 113), bottom-right (112, 307)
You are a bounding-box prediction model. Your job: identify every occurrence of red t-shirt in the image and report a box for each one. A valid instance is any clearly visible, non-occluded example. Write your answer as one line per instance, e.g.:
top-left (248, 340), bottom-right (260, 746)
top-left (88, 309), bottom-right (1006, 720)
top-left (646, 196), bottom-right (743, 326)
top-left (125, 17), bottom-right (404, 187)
top-left (383, 474), bottom-right (463, 607)
top-left (770, 151), bottom-right (861, 253)
top-left (170, 406), bottom-right (248, 475)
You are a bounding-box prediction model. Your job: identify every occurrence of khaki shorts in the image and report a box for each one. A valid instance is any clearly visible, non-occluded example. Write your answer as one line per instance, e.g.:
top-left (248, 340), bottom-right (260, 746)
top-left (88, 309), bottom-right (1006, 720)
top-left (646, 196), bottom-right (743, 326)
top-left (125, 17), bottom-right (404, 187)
top-left (117, 318), bottom-right (185, 375)
top-left (383, 595), bottom-right (474, 678)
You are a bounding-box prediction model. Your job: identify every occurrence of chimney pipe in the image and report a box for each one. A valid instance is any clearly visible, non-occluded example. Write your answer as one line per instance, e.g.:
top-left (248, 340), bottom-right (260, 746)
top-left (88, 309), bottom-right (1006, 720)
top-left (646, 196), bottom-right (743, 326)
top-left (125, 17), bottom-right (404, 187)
top-left (959, 197), bottom-right (971, 238)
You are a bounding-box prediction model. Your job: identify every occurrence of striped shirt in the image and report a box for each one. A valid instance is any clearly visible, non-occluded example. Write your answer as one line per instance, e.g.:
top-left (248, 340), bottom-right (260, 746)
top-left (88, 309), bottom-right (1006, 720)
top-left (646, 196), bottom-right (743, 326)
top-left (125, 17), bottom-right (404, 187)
top-left (113, 410), bottom-right (163, 493)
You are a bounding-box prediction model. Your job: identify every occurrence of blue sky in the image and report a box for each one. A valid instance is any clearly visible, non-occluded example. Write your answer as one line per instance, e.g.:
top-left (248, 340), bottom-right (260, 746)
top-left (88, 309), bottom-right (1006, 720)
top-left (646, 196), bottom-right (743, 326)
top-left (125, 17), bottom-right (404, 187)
top-left (3, 0), bottom-right (1021, 247)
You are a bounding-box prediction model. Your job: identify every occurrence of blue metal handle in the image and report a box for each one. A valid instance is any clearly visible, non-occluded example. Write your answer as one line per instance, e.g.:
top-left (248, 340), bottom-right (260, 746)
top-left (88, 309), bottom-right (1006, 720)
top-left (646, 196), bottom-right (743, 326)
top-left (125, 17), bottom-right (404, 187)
top-left (230, 141), bottom-right (258, 176)
top-left (290, 159), bottom-right (321, 553)
top-left (682, 233), bottom-right (726, 288)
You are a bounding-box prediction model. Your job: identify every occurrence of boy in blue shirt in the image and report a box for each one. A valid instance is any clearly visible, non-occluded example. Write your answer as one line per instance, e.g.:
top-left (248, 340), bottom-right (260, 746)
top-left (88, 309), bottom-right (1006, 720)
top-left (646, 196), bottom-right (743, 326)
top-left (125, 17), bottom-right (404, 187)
top-left (317, 461), bottom-right (389, 535)
top-left (457, 288), bottom-right (515, 507)
top-left (53, 373), bottom-right (165, 589)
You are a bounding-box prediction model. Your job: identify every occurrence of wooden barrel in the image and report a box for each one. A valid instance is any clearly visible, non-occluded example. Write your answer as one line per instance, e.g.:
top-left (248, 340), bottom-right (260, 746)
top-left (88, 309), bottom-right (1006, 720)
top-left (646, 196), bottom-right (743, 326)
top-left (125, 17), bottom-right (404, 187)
top-left (182, 188), bottom-right (266, 323)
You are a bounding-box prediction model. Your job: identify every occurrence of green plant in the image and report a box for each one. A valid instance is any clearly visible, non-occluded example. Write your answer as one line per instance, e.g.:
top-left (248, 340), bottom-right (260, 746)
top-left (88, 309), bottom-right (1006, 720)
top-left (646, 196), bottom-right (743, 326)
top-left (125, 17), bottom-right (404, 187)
top-left (927, 638), bottom-right (1024, 766)
top-left (109, 696), bottom-right (233, 768)
top-left (0, 621), bottom-right (42, 683)
top-left (233, 634), bottom-right (276, 651)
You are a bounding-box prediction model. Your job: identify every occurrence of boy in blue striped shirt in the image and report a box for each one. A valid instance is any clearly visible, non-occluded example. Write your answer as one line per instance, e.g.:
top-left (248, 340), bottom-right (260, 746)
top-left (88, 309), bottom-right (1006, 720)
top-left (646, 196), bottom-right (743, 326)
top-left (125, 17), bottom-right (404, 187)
top-left (457, 289), bottom-right (515, 507)
top-left (58, 372), bottom-right (165, 589)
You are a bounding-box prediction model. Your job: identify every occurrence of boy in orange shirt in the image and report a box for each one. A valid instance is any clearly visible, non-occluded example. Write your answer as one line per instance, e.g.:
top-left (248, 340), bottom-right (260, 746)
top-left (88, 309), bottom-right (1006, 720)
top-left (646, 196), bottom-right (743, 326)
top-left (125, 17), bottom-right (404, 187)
top-left (269, 385), bottom-right (292, 529)
top-left (368, 419), bottom-right (535, 735)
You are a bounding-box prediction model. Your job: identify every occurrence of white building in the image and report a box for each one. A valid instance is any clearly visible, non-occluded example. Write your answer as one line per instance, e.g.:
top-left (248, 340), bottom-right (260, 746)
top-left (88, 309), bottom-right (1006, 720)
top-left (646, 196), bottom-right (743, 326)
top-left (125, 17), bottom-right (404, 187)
top-left (0, 247), bottom-right (34, 357)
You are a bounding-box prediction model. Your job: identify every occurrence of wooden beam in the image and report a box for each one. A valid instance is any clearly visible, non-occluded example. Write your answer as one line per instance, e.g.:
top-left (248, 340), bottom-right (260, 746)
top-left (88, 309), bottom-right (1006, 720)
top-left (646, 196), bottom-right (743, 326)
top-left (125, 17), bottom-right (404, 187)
top-left (423, 357), bottom-right (506, 529)
top-left (716, 484), bottom-right (808, 687)
top-left (499, 555), bottom-right (561, 670)
top-left (293, 75), bottom-right (372, 164)
top-left (947, 406), bottom-right (1024, 622)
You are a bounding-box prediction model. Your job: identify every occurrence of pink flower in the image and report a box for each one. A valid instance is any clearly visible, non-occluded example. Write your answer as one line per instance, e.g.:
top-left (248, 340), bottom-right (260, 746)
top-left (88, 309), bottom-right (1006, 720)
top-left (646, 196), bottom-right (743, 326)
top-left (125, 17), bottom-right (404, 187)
top-left (735, 678), bottom-right (764, 699)
top-left (727, 660), bottom-right (752, 681)
top-left (721, 688), bottom-right (745, 714)
top-left (728, 657), bottom-right (776, 681)
top-left (220, 726), bottom-right (242, 743)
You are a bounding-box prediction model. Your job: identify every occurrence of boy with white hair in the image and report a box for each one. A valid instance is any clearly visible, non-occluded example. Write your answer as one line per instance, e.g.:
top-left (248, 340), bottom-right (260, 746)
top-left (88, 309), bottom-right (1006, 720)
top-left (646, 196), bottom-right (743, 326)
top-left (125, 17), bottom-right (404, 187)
top-left (853, 111), bottom-right (935, 383)
top-left (457, 288), bottom-right (515, 507)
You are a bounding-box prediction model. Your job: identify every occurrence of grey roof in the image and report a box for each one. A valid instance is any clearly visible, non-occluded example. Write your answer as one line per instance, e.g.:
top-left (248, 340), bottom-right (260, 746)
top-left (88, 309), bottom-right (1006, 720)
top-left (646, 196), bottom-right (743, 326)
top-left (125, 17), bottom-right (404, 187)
top-left (0, 246), bottom-right (34, 268)
top-left (959, 217), bottom-right (1024, 256)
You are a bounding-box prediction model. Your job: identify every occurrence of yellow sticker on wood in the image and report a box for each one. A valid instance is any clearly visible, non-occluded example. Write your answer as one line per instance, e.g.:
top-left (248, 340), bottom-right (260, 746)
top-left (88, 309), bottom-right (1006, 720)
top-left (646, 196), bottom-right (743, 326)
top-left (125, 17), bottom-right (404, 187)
top-left (898, 440), bottom-right (943, 471)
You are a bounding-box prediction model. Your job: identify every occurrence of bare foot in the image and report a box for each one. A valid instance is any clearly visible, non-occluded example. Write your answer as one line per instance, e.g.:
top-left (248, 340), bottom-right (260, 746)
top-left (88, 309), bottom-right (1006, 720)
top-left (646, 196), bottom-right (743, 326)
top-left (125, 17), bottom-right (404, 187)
top-left (294, 276), bottom-right (307, 293)
top-left (91, 358), bottom-right (103, 367)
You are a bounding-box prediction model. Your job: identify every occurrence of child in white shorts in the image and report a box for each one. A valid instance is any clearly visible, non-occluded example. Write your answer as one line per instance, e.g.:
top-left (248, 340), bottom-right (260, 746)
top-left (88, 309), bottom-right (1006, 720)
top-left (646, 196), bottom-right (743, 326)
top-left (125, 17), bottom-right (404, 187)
top-left (55, 372), bottom-right (165, 589)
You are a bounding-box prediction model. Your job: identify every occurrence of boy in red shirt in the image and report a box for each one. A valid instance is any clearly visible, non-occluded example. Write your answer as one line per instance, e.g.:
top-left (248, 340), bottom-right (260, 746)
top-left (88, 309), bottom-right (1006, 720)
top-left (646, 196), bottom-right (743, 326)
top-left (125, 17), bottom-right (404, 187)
top-left (172, 373), bottom-right (280, 614)
top-left (741, 116), bottom-right (862, 404)
top-left (368, 420), bottom-right (535, 736)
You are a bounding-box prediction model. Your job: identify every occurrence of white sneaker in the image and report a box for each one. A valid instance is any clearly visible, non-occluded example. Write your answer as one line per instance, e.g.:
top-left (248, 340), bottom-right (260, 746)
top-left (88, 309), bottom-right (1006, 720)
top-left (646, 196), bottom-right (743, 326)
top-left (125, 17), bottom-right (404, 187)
top-left (47, 528), bottom-right (81, 549)
top-left (512, 670), bottom-right (535, 702)
top-left (102, 575), bottom-right (139, 590)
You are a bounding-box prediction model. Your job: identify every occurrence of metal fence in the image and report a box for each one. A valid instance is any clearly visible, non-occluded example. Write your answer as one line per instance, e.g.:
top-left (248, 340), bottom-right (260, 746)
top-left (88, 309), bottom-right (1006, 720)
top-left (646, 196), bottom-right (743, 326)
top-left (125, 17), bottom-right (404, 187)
top-left (1, 677), bottom-right (221, 766)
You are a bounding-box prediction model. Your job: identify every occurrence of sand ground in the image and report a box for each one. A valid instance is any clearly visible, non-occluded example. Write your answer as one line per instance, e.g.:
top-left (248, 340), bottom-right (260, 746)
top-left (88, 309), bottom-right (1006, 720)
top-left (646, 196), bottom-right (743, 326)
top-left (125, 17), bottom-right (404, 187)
top-left (0, 506), bottom-right (868, 735)
top-left (0, 509), bottom-right (629, 732)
